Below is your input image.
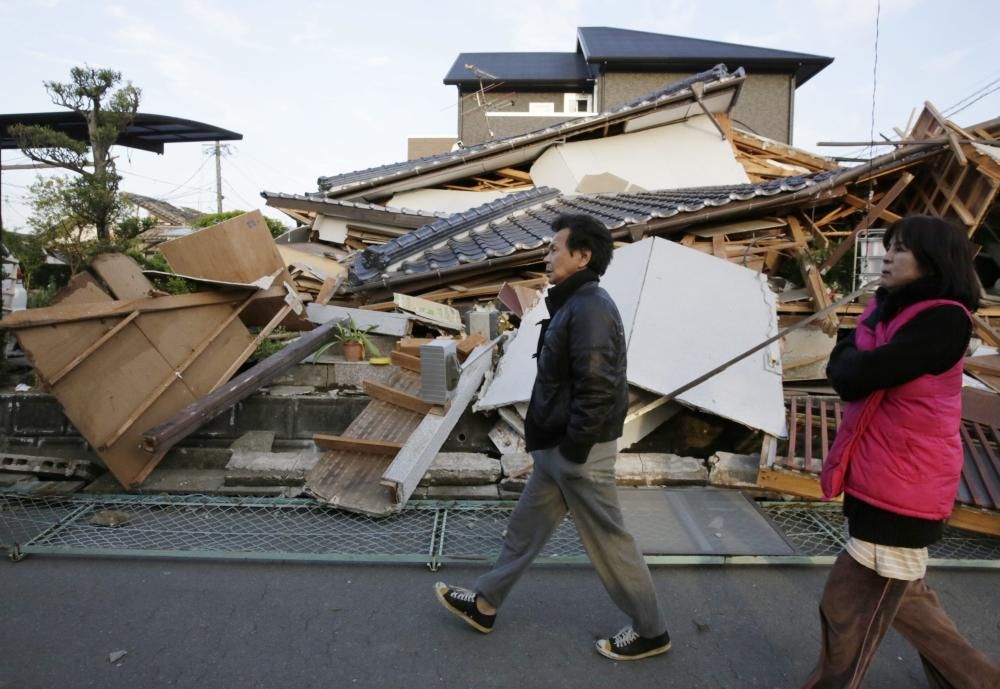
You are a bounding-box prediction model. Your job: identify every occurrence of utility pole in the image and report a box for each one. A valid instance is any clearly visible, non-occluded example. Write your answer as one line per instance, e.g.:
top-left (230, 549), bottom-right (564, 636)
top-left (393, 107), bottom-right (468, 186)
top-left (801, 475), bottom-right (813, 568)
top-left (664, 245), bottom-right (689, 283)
top-left (214, 141), bottom-right (223, 214)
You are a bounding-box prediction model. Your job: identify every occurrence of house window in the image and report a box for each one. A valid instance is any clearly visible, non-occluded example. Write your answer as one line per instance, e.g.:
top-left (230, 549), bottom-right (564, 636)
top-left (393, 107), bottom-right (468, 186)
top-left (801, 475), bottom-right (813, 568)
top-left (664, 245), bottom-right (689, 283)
top-left (528, 102), bottom-right (555, 114)
top-left (563, 93), bottom-right (593, 113)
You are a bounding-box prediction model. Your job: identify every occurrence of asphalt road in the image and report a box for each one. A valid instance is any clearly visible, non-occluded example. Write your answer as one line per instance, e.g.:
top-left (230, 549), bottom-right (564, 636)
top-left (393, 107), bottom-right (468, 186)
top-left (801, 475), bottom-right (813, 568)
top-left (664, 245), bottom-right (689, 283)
top-left (1, 557), bottom-right (998, 689)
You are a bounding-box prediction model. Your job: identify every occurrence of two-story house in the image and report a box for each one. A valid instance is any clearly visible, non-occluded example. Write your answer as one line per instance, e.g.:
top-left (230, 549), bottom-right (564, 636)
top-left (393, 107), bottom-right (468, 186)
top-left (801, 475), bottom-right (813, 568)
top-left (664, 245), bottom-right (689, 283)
top-left (437, 26), bottom-right (832, 149)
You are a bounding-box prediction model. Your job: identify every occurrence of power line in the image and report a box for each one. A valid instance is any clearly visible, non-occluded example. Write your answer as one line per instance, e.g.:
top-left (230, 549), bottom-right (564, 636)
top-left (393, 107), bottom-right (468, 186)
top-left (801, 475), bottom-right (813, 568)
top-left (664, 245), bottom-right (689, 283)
top-left (944, 82), bottom-right (1000, 119)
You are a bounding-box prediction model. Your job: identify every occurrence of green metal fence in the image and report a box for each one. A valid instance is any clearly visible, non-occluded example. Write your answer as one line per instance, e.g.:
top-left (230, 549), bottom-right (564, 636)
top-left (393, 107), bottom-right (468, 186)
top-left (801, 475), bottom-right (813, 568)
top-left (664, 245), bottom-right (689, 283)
top-left (2, 493), bottom-right (999, 568)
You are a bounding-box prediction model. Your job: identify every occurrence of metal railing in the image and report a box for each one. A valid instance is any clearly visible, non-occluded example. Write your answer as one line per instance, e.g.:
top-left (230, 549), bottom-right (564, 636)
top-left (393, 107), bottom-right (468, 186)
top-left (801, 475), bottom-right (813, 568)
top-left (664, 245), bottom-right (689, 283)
top-left (2, 494), bottom-right (999, 569)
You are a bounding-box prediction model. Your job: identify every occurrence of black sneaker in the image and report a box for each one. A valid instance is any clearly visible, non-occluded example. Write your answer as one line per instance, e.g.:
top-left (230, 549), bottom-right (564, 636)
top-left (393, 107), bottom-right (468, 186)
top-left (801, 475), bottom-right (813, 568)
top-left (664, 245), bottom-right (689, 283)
top-left (434, 582), bottom-right (495, 634)
top-left (595, 625), bottom-right (671, 661)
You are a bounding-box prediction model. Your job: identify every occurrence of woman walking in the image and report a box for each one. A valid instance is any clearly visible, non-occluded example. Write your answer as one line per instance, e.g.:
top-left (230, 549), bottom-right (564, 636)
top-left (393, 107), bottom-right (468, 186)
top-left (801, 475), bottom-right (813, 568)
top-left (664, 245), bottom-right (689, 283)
top-left (801, 215), bottom-right (1000, 689)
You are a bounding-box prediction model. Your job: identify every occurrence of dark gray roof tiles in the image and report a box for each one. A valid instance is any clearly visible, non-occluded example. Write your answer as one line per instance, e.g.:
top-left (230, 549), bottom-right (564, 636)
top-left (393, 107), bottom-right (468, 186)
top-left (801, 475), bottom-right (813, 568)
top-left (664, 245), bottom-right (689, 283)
top-left (348, 171), bottom-right (838, 287)
top-left (575, 27), bottom-right (832, 85)
top-left (444, 52), bottom-right (595, 86)
top-left (353, 187), bottom-right (561, 282)
top-left (260, 191), bottom-right (446, 225)
top-left (318, 65), bottom-right (742, 195)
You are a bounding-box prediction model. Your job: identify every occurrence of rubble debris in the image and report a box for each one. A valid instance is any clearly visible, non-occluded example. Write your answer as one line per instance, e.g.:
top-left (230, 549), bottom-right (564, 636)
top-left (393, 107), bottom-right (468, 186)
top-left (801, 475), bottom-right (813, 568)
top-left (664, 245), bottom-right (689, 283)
top-left (90, 510), bottom-right (130, 527)
top-left (0, 452), bottom-right (98, 481)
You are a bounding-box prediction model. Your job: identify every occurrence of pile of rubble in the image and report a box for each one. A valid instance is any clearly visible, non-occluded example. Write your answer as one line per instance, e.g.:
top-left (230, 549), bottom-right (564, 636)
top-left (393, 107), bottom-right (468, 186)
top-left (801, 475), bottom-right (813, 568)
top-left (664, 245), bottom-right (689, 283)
top-left (3, 66), bottom-right (999, 535)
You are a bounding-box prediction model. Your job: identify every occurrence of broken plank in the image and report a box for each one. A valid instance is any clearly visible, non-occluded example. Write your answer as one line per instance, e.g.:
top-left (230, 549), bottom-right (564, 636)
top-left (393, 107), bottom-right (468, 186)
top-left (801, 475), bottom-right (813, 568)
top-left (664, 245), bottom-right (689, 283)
top-left (363, 380), bottom-right (437, 415)
top-left (313, 434), bottom-right (403, 456)
top-left (497, 167), bottom-right (532, 182)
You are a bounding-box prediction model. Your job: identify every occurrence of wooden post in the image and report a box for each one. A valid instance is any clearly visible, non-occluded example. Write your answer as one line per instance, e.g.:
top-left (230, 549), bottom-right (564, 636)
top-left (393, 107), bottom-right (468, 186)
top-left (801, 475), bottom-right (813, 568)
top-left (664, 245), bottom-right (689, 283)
top-left (140, 316), bottom-right (346, 455)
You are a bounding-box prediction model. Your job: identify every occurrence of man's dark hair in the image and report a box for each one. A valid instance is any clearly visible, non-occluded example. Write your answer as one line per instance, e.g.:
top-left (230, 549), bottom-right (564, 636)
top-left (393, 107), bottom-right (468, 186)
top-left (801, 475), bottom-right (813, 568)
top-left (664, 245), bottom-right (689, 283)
top-left (551, 213), bottom-right (614, 275)
top-left (882, 214), bottom-right (981, 309)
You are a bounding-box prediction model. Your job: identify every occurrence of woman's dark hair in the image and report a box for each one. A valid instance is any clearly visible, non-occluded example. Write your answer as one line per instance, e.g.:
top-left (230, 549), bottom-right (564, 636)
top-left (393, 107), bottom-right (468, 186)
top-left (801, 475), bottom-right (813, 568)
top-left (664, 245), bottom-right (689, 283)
top-left (551, 213), bottom-right (614, 275)
top-left (883, 215), bottom-right (981, 309)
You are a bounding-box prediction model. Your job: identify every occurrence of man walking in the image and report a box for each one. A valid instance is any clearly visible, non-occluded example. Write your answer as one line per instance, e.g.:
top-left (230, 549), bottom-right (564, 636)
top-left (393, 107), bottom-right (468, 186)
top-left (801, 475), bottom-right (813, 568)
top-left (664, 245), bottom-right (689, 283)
top-left (434, 213), bottom-right (670, 661)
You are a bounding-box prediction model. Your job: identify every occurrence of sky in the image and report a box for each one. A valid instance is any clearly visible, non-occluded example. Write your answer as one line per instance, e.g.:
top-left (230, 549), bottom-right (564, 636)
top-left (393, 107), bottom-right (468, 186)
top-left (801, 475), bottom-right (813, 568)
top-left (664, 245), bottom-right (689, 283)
top-left (1, 0), bottom-right (998, 233)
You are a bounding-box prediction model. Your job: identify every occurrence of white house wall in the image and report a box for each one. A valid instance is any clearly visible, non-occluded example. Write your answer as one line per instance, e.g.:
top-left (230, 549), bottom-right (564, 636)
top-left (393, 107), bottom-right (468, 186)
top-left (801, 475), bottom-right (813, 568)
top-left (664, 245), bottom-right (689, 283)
top-left (388, 189), bottom-right (512, 215)
top-left (529, 115), bottom-right (749, 194)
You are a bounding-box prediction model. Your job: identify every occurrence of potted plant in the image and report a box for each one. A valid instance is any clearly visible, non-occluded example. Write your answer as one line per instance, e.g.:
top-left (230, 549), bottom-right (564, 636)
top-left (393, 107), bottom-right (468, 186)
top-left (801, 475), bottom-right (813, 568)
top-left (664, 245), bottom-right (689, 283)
top-left (331, 319), bottom-right (381, 362)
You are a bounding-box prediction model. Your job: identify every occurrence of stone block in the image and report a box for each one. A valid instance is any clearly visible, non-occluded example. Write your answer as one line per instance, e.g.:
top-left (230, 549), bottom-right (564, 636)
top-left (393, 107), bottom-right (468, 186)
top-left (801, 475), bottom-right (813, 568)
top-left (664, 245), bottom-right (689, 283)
top-left (229, 431), bottom-right (276, 452)
top-left (12, 394), bottom-right (67, 435)
top-left (419, 453), bottom-right (501, 486)
top-left (270, 363), bottom-right (332, 387)
top-left (414, 484), bottom-right (500, 500)
top-left (224, 449), bottom-right (319, 486)
top-left (330, 361), bottom-right (399, 389)
top-left (708, 452), bottom-right (761, 488)
top-left (615, 453), bottom-right (708, 486)
top-left (500, 453), bottom-right (532, 477)
top-left (499, 478), bottom-right (527, 496)
top-left (0, 395), bottom-right (11, 435)
top-left (232, 397), bottom-right (293, 438)
top-left (291, 397), bottom-right (368, 438)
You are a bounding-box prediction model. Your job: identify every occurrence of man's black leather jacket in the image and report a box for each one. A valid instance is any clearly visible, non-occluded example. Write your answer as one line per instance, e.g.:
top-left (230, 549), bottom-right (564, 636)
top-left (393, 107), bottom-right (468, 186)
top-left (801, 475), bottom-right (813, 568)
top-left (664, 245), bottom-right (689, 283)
top-left (524, 270), bottom-right (628, 463)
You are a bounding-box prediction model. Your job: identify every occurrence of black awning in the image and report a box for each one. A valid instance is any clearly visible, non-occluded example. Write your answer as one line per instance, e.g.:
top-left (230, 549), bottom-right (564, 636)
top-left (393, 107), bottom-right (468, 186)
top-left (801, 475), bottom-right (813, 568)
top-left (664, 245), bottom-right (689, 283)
top-left (0, 112), bottom-right (242, 154)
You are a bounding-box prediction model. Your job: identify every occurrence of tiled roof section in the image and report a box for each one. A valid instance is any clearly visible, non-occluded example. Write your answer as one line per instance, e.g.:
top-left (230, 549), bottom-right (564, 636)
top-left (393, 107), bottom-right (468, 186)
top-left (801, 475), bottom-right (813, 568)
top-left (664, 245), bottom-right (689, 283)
top-left (260, 191), bottom-right (446, 227)
top-left (350, 187), bottom-right (561, 284)
top-left (576, 27), bottom-right (833, 85)
top-left (124, 193), bottom-right (204, 225)
top-left (318, 65), bottom-right (741, 195)
top-left (350, 171), bottom-right (838, 287)
top-left (444, 52), bottom-right (595, 86)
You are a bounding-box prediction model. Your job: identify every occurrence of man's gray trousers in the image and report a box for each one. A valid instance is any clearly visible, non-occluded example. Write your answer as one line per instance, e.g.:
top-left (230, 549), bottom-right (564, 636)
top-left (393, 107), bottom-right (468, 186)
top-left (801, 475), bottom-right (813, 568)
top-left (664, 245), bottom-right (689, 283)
top-left (475, 441), bottom-right (667, 637)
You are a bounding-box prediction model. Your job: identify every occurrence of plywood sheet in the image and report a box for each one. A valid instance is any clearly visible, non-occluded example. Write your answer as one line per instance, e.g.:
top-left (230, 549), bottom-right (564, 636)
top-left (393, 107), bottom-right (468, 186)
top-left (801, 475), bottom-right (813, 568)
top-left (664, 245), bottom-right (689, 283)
top-left (91, 254), bottom-right (157, 299)
top-left (277, 245), bottom-right (346, 280)
top-left (12, 299), bottom-right (258, 488)
top-left (50, 271), bottom-right (112, 306)
top-left (159, 210), bottom-right (286, 285)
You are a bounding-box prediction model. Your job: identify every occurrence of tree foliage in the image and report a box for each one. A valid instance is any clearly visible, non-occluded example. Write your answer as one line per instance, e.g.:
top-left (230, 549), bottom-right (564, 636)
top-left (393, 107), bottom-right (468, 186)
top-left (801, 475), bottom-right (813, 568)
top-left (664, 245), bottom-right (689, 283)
top-left (10, 66), bottom-right (141, 241)
top-left (192, 210), bottom-right (287, 238)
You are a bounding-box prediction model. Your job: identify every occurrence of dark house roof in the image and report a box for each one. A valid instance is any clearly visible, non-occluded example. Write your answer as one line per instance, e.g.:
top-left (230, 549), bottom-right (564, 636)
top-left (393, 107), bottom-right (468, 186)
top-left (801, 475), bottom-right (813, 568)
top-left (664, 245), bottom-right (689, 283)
top-left (124, 193), bottom-right (203, 225)
top-left (319, 65), bottom-right (745, 199)
top-left (442, 27), bottom-right (832, 90)
top-left (443, 52), bottom-right (595, 89)
top-left (0, 112), bottom-right (242, 154)
top-left (348, 171), bottom-right (839, 288)
top-left (261, 191), bottom-right (447, 229)
top-left (576, 27), bottom-right (833, 86)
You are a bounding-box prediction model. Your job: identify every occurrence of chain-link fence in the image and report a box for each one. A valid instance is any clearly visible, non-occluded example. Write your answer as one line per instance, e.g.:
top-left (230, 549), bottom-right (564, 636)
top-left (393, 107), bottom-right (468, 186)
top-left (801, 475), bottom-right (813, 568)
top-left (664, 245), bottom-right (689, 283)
top-left (2, 494), bottom-right (999, 567)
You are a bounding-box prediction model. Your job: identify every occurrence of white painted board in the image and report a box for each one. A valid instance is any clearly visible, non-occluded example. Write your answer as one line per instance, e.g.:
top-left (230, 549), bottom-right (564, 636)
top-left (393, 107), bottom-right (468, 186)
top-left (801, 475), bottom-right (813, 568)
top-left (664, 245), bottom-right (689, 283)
top-left (305, 302), bottom-right (410, 336)
top-left (474, 237), bottom-right (787, 437)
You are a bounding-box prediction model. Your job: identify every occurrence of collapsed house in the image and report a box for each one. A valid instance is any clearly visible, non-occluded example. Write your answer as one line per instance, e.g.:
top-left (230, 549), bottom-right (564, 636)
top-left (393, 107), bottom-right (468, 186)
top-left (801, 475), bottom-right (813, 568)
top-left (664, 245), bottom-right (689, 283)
top-left (3, 64), bottom-right (999, 534)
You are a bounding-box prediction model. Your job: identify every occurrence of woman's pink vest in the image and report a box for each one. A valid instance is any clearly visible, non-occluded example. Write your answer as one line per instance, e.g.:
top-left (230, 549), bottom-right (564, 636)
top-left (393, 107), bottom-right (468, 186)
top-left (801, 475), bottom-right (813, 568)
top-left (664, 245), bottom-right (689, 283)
top-left (820, 298), bottom-right (969, 520)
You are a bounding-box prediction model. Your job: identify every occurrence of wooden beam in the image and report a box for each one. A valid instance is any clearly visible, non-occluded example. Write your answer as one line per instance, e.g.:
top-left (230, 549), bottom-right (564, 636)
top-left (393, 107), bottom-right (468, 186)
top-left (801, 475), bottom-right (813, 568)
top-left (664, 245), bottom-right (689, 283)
top-left (47, 311), bottom-right (140, 387)
top-left (390, 350), bottom-right (421, 373)
top-left (947, 505), bottom-right (1000, 536)
top-left (363, 380), bottom-right (437, 415)
top-left (140, 316), bottom-right (345, 454)
top-left (312, 434), bottom-right (403, 456)
top-left (820, 172), bottom-right (914, 274)
top-left (0, 291), bottom-right (246, 330)
top-left (497, 167), bottom-right (532, 182)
